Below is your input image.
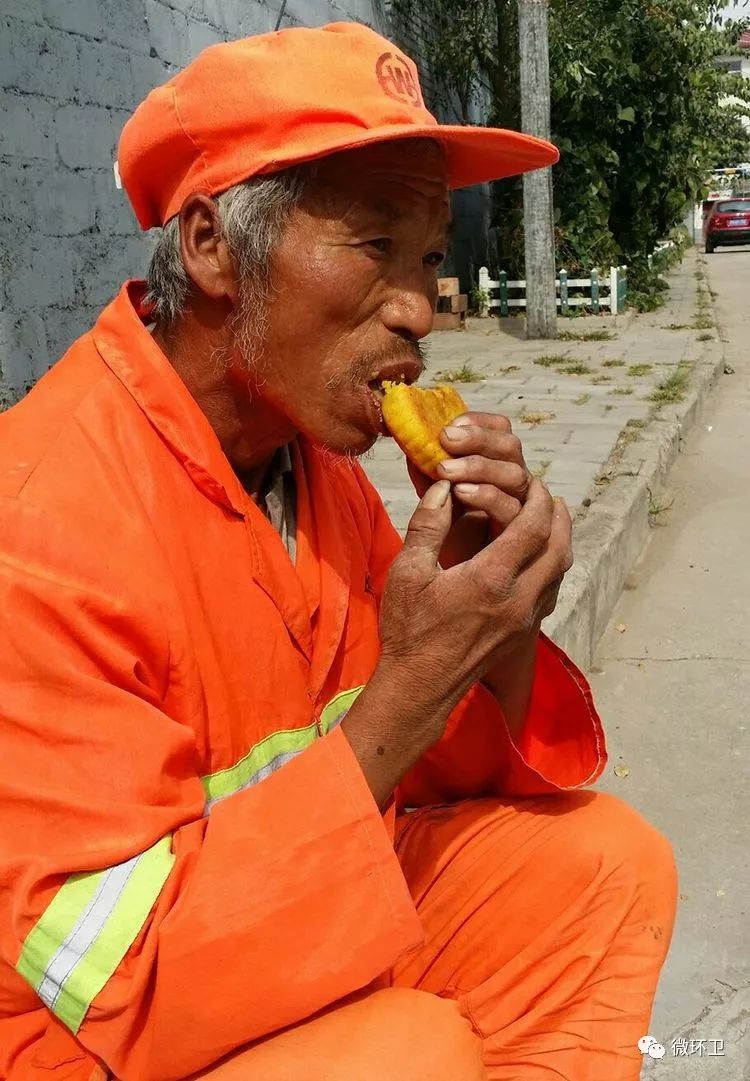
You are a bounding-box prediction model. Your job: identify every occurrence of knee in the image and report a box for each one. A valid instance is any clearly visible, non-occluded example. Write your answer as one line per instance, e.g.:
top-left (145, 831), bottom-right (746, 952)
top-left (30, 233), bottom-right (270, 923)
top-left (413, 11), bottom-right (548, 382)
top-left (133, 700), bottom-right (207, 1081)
top-left (367, 989), bottom-right (485, 1081)
top-left (561, 792), bottom-right (677, 915)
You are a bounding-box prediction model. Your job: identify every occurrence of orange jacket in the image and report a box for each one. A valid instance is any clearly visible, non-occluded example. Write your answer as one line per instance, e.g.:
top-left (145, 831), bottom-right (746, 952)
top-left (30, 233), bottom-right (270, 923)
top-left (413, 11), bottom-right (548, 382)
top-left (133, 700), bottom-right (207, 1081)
top-left (0, 283), bottom-right (605, 1081)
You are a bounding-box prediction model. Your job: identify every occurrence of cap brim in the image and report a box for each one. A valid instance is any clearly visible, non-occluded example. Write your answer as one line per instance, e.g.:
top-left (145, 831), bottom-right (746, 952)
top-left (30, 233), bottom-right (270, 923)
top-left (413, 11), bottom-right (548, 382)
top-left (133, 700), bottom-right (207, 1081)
top-left (426, 123), bottom-right (558, 188)
top-left (258, 123), bottom-right (558, 189)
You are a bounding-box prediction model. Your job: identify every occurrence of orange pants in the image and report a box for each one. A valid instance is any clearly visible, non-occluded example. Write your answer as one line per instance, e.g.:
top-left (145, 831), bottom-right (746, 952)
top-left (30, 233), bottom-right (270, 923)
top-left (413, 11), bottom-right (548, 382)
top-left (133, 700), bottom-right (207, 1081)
top-left (200, 792), bottom-right (677, 1081)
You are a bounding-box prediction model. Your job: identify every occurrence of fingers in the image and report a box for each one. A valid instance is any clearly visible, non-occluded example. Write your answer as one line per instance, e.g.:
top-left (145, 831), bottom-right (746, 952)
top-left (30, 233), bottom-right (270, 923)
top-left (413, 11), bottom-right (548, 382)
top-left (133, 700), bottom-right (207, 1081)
top-left (514, 498), bottom-right (573, 615)
top-left (473, 478), bottom-right (557, 579)
top-left (399, 479), bottom-right (454, 577)
top-left (439, 420), bottom-right (529, 497)
top-left (441, 424), bottom-right (525, 466)
top-left (438, 454), bottom-right (529, 501)
top-left (449, 482), bottom-right (521, 531)
top-left (449, 412), bottom-right (513, 433)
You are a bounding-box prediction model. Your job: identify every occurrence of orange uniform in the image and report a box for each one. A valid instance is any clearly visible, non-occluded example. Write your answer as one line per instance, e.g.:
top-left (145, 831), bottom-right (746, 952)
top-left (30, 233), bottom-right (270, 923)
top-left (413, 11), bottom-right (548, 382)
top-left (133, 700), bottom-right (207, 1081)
top-left (0, 283), bottom-right (674, 1081)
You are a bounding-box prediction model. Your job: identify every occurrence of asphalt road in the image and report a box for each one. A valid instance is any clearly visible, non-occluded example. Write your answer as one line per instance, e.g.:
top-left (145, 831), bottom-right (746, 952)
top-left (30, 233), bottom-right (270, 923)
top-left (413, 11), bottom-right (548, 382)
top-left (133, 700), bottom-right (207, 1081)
top-left (590, 243), bottom-right (750, 1079)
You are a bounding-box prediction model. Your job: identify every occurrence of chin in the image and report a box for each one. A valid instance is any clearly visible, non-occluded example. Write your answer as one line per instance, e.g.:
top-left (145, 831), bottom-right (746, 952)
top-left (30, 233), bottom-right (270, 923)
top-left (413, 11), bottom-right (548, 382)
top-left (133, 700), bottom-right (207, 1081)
top-left (303, 416), bottom-right (380, 460)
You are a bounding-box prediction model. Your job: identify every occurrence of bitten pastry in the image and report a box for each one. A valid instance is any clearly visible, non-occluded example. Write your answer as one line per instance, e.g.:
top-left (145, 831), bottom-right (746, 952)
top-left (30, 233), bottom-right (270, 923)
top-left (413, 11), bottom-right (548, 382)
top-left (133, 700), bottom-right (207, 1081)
top-left (381, 380), bottom-right (468, 479)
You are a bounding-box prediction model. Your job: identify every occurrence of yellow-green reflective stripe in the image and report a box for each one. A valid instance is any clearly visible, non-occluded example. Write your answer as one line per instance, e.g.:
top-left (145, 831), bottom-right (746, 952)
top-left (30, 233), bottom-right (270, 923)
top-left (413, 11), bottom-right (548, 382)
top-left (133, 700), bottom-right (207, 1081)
top-left (201, 688), bottom-right (366, 808)
top-left (201, 723), bottom-right (319, 807)
top-left (17, 870), bottom-right (104, 998)
top-left (17, 836), bottom-right (174, 1034)
top-left (319, 686), bottom-right (365, 734)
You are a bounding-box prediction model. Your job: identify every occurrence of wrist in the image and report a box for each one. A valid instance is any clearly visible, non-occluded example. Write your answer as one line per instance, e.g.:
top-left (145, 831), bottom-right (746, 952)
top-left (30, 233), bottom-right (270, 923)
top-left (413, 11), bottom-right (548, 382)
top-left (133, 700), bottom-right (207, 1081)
top-left (482, 630), bottom-right (540, 740)
top-left (340, 657), bottom-right (463, 808)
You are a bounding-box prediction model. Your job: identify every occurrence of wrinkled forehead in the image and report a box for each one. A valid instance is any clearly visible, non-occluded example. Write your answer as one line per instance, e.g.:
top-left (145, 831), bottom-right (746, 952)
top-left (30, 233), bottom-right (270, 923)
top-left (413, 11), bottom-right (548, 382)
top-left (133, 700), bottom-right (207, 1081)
top-left (300, 138), bottom-right (450, 224)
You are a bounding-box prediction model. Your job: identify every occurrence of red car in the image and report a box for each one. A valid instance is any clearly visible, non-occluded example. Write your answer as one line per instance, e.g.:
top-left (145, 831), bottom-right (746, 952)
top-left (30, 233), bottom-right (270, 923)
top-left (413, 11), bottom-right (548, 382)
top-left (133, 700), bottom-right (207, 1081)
top-left (704, 196), bottom-right (750, 253)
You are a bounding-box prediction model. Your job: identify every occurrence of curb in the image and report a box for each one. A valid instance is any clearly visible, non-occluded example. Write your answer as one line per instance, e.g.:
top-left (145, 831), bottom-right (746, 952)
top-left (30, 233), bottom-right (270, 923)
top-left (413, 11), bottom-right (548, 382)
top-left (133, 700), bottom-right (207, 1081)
top-left (543, 266), bottom-right (726, 669)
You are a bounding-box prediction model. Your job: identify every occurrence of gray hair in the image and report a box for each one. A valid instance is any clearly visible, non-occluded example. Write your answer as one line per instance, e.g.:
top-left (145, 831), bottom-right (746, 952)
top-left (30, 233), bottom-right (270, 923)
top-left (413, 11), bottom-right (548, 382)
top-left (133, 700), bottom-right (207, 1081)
top-left (145, 167), bottom-right (308, 324)
top-left (145, 137), bottom-right (444, 328)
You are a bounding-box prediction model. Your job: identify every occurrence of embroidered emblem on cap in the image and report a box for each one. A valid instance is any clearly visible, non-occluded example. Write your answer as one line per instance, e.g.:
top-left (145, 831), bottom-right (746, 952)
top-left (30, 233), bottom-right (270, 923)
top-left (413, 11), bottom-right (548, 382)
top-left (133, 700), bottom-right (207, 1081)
top-left (375, 51), bottom-right (423, 108)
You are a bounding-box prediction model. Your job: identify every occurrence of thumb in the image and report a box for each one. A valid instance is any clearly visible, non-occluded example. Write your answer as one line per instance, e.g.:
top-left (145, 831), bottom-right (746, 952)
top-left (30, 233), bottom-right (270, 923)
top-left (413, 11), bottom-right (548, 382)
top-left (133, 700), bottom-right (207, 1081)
top-left (401, 480), bottom-right (453, 572)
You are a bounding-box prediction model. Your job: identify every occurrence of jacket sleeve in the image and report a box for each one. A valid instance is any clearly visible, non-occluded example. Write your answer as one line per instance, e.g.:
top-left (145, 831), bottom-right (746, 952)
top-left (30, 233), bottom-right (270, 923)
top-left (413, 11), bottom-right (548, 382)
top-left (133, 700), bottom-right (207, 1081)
top-left (354, 464), bottom-right (607, 806)
top-left (0, 497), bottom-right (423, 1081)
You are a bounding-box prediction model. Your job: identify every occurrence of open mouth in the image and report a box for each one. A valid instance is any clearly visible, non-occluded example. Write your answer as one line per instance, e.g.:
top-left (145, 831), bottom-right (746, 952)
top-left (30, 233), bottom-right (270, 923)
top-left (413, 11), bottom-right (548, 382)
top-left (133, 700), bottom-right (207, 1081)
top-left (367, 368), bottom-right (419, 401)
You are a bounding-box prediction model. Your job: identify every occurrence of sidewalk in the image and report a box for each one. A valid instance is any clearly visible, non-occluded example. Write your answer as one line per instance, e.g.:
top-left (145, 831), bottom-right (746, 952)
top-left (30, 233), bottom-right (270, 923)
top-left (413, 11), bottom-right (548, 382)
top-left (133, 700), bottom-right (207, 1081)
top-left (362, 246), bottom-right (726, 666)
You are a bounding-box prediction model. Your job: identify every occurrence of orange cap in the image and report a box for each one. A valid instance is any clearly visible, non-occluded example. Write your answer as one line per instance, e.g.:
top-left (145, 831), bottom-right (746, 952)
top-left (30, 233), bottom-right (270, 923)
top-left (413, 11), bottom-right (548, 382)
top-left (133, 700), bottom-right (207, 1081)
top-left (118, 22), bottom-right (558, 230)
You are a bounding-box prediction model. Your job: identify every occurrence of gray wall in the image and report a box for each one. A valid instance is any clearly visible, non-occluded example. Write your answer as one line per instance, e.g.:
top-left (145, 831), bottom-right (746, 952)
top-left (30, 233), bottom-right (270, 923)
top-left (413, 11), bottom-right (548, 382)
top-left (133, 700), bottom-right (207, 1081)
top-left (0, 0), bottom-right (484, 402)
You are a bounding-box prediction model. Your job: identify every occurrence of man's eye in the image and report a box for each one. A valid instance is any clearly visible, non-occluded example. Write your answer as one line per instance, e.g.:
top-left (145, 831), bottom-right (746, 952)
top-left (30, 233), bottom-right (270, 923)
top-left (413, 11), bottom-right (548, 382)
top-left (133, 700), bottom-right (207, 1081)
top-left (366, 238), bottom-right (392, 254)
top-left (425, 251), bottom-right (446, 268)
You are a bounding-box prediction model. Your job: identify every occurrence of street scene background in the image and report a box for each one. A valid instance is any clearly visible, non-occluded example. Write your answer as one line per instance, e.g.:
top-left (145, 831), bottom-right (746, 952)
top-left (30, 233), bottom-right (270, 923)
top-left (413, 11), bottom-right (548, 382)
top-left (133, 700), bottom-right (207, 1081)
top-left (1, 0), bottom-right (749, 1076)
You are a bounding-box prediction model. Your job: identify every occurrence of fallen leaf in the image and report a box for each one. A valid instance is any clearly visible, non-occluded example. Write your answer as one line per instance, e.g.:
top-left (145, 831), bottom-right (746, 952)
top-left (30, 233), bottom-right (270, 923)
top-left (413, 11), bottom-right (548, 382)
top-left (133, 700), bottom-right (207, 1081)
top-left (716, 889), bottom-right (726, 897)
top-left (616, 623), bottom-right (627, 633)
top-left (613, 765), bottom-right (631, 778)
top-left (679, 893), bottom-right (689, 901)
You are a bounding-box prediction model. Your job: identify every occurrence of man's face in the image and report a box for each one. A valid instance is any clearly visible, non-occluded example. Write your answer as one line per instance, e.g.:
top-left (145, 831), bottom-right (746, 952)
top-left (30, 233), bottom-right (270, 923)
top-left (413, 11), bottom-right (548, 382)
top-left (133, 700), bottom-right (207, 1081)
top-left (234, 140), bottom-right (451, 456)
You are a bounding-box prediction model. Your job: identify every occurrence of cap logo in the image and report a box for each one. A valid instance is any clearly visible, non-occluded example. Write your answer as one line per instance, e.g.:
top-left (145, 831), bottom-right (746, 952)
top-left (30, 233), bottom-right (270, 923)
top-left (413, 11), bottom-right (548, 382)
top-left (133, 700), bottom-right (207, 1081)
top-left (375, 51), bottom-right (423, 108)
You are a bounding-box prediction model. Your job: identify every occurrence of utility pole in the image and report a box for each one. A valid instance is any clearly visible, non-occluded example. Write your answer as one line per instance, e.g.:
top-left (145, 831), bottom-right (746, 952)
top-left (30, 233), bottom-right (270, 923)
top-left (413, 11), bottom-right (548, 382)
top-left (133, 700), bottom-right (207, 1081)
top-left (518, 0), bottom-right (557, 339)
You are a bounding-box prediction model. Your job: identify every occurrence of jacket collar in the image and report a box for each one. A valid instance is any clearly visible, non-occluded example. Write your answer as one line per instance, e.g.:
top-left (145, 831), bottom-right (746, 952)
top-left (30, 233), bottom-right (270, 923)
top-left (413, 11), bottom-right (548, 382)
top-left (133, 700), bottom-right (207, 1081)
top-left (92, 281), bottom-right (248, 518)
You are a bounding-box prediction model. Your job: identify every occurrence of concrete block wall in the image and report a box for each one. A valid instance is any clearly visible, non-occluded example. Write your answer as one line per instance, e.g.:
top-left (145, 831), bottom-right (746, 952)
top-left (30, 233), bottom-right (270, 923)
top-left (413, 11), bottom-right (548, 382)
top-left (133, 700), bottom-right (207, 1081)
top-left (0, 0), bottom-right (486, 403)
top-left (0, 0), bottom-right (391, 401)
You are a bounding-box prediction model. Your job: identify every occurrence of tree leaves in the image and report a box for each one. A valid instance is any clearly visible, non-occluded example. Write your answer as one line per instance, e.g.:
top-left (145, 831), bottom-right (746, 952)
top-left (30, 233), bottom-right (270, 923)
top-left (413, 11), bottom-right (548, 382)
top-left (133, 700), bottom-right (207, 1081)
top-left (386, 0), bottom-right (750, 283)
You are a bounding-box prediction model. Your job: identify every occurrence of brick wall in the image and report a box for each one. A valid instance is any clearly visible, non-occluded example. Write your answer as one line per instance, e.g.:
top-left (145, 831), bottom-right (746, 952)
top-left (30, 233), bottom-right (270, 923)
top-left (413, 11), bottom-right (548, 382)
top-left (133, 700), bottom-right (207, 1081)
top-left (0, 0), bottom-right (486, 402)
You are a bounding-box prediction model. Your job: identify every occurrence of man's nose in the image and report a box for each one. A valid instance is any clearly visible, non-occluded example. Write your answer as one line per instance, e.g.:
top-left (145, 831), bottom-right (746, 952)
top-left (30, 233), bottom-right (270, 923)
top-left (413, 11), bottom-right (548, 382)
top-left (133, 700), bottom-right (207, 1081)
top-left (380, 285), bottom-right (436, 342)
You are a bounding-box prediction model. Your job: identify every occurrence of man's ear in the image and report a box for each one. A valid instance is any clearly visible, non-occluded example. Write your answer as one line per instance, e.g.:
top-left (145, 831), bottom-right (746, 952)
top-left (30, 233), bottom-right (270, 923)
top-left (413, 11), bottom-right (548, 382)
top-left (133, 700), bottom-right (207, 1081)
top-left (178, 193), bottom-right (239, 307)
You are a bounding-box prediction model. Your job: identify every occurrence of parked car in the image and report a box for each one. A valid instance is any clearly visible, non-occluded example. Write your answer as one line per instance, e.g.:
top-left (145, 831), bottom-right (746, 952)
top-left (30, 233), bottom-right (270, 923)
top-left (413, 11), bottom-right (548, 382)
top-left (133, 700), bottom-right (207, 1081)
top-left (704, 197), bottom-right (750, 253)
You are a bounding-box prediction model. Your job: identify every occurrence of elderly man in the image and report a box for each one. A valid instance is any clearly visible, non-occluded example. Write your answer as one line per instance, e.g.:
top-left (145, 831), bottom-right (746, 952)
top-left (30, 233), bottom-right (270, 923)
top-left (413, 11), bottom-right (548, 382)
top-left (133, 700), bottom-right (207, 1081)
top-left (0, 22), bottom-right (675, 1081)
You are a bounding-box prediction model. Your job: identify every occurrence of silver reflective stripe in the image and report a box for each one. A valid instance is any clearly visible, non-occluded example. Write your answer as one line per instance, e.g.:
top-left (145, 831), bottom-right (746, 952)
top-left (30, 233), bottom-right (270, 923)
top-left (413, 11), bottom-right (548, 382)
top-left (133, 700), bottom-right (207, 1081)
top-left (37, 855), bottom-right (139, 1010)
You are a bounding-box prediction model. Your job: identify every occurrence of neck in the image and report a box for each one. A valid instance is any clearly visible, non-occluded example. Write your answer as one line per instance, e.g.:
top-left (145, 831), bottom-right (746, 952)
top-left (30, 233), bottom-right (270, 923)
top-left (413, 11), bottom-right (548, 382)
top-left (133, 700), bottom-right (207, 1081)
top-left (153, 308), bottom-right (296, 497)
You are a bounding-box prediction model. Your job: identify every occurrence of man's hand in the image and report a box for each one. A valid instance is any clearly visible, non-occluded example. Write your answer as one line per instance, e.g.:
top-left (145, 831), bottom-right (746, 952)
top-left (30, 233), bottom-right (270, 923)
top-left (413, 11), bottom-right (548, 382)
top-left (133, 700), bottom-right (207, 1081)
top-left (407, 412), bottom-right (531, 569)
top-left (405, 410), bottom-right (569, 736)
top-left (341, 477), bottom-right (573, 805)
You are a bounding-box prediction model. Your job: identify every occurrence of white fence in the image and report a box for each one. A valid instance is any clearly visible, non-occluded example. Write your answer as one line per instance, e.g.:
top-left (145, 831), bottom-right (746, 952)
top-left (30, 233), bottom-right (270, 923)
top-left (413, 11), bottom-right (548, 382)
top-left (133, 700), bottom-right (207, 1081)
top-left (478, 265), bottom-right (628, 317)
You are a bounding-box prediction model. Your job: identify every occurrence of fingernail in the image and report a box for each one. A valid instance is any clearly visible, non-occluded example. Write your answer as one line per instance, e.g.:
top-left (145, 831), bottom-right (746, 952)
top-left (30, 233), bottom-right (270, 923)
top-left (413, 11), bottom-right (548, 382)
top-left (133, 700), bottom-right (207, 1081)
top-left (451, 415), bottom-right (472, 427)
top-left (423, 480), bottom-right (451, 508)
top-left (439, 459), bottom-right (460, 474)
top-left (443, 425), bottom-right (468, 441)
top-left (454, 483), bottom-right (479, 496)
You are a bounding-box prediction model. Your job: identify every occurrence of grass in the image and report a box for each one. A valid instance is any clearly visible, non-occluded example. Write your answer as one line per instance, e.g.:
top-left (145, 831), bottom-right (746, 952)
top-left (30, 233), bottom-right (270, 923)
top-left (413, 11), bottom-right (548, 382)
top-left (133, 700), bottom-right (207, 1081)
top-left (519, 409), bottom-right (556, 426)
top-left (650, 366), bottom-right (690, 405)
top-left (626, 418), bottom-right (648, 429)
top-left (533, 354), bottom-right (570, 368)
top-left (697, 332), bottom-right (713, 341)
top-left (647, 486), bottom-right (675, 524)
top-left (663, 323), bottom-right (689, 331)
top-left (604, 404), bottom-right (614, 412)
top-left (560, 362), bottom-right (592, 376)
top-left (693, 316), bottom-right (714, 330)
top-left (592, 374), bottom-right (612, 384)
top-left (602, 359), bottom-right (625, 368)
top-left (627, 364), bottom-right (653, 377)
top-left (557, 329), bottom-right (615, 342)
top-left (437, 363), bottom-right (482, 383)
top-left (498, 364), bottom-right (520, 374)
top-left (609, 387), bottom-right (634, 396)
top-left (573, 393), bottom-right (591, 405)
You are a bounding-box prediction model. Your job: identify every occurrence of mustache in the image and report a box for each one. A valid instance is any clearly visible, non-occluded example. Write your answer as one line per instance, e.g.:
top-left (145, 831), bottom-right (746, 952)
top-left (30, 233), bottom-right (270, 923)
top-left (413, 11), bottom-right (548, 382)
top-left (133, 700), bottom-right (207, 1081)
top-left (325, 340), bottom-right (428, 392)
